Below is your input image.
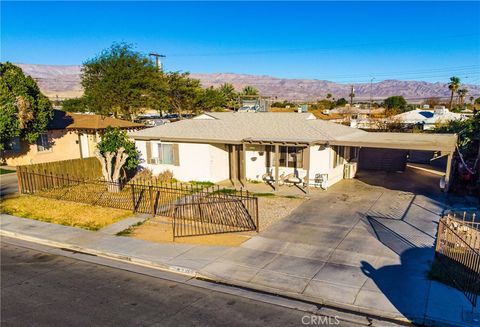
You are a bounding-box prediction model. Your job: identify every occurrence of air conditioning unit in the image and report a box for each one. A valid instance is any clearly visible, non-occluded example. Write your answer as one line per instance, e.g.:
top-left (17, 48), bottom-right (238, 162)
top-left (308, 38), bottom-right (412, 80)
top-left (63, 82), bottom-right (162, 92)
top-left (344, 162), bottom-right (357, 179)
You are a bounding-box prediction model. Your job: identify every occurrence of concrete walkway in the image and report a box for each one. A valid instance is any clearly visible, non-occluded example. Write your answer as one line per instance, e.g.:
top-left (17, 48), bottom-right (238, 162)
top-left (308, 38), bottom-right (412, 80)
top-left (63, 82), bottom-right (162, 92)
top-left (1, 168), bottom-right (478, 326)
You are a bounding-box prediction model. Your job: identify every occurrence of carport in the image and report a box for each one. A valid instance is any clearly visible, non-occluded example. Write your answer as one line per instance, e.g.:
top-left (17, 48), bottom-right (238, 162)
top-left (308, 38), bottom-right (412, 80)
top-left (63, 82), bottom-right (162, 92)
top-left (330, 132), bottom-right (458, 190)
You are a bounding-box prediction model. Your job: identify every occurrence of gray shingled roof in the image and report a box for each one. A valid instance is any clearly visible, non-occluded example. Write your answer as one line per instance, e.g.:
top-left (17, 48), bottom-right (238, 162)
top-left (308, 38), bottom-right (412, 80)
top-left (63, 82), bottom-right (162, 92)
top-left (129, 112), bottom-right (456, 152)
top-left (129, 112), bottom-right (366, 143)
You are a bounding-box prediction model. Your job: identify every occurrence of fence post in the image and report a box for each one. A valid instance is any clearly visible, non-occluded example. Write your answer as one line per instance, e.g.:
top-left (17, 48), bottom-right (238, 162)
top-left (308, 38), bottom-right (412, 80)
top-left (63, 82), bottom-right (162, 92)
top-left (131, 184), bottom-right (136, 213)
top-left (16, 167), bottom-right (23, 194)
top-left (255, 197), bottom-right (259, 233)
top-left (435, 218), bottom-right (445, 254)
top-left (149, 185), bottom-right (155, 217)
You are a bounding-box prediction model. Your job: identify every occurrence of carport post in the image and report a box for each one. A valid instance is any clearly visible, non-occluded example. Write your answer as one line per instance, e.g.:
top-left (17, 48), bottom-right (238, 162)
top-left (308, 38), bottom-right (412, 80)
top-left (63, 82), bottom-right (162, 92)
top-left (445, 152), bottom-right (453, 191)
top-left (303, 146), bottom-right (310, 194)
top-left (274, 144), bottom-right (280, 191)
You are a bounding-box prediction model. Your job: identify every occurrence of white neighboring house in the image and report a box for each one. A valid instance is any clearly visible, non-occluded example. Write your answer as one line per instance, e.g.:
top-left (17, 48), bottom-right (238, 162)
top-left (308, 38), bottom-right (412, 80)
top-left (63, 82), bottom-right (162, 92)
top-left (129, 112), bottom-right (457, 190)
top-left (391, 106), bottom-right (466, 130)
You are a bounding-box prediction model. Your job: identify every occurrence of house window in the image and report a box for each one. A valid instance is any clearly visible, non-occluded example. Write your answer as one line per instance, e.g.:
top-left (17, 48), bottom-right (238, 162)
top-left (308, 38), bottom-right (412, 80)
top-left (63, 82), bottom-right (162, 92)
top-left (279, 146), bottom-right (303, 168)
top-left (36, 133), bottom-right (50, 152)
top-left (4, 137), bottom-right (21, 153)
top-left (156, 143), bottom-right (179, 165)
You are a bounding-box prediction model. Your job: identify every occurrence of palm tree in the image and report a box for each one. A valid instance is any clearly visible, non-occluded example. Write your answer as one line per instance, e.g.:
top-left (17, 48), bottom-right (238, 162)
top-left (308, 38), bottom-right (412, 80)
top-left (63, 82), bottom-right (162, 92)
top-left (219, 83), bottom-right (238, 109)
top-left (242, 86), bottom-right (259, 96)
top-left (457, 88), bottom-right (468, 108)
top-left (448, 76), bottom-right (460, 110)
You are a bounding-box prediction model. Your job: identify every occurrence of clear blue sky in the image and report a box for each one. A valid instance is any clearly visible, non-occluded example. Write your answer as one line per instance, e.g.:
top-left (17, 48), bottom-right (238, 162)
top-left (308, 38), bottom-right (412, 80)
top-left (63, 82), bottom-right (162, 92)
top-left (2, 1), bottom-right (479, 83)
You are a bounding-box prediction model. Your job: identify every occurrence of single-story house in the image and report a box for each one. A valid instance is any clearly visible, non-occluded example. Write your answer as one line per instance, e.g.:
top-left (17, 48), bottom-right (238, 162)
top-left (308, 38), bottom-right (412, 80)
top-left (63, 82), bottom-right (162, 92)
top-left (391, 106), bottom-right (467, 130)
top-left (129, 112), bottom-right (457, 190)
top-left (2, 110), bottom-right (144, 166)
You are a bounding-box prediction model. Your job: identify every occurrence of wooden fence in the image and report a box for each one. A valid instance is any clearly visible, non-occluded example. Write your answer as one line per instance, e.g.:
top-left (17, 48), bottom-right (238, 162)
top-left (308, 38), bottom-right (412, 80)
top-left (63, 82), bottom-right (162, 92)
top-left (17, 157), bottom-right (102, 180)
top-left (17, 170), bottom-right (258, 239)
top-left (435, 214), bottom-right (480, 308)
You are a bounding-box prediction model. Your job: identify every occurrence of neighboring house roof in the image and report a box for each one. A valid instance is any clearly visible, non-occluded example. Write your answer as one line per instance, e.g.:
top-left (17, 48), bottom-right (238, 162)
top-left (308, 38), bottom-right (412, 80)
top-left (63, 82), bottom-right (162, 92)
top-left (129, 112), bottom-right (457, 152)
top-left (47, 110), bottom-right (144, 131)
top-left (423, 111), bottom-right (464, 125)
top-left (391, 109), bottom-right (434, 124)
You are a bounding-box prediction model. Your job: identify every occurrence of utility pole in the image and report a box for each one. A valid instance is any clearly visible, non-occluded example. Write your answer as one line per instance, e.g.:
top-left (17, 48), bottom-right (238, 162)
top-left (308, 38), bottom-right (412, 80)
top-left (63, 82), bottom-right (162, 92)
top-left (349, 85), bottom-right (355, 107)
top-left (149, 53), bottom-right (166, 72)
top-left (370, 77), bottom-right (375, 109)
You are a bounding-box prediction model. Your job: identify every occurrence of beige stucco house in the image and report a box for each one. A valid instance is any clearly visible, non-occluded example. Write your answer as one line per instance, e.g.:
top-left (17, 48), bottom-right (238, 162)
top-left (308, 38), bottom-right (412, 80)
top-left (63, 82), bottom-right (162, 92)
top-left (2, 110), bottom-right (144, 166)
top-left (129, 112), bottom-right (457, 190)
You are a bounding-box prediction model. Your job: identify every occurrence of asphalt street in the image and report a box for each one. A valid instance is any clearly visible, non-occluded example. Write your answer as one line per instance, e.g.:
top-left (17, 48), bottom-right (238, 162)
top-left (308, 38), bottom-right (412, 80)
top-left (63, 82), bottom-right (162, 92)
top-left (0, 237), bottom-right (369, 327)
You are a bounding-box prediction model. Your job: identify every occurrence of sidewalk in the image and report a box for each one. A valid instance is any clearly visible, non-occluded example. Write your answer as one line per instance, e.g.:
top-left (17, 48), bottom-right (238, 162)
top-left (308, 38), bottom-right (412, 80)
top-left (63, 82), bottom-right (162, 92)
top-left (1, 213), bottom-right (477, 326)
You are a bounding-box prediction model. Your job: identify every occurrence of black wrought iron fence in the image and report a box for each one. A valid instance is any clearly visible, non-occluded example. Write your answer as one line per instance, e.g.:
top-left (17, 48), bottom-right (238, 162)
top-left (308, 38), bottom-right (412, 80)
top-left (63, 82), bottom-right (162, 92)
top-left (16, 170), bottom-right (258, 238)
top-left (435, 217), bottom-right (480, 308)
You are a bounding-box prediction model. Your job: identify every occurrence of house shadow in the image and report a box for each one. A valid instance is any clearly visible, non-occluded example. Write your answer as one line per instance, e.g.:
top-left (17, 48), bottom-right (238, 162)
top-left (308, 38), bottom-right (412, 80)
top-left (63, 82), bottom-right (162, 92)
top-left (360, 216), bottom-right (475, 324)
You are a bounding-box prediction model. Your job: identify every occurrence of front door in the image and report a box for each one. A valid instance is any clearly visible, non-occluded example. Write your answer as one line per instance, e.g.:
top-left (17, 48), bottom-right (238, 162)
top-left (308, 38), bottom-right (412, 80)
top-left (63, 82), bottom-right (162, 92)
top-left (79, 133), bottom-right (90, 158)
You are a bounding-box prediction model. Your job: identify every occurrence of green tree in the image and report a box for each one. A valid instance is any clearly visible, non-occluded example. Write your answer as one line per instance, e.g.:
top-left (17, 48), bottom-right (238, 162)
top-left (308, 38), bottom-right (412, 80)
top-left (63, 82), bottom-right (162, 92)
top-left (448, 76), bottom-right (461, 110)
top-left (0, 62), bottom-right (53, 150)
top-left (335, 98), bottom-right (348, 107)
top-left (96, 126), bottom-right (139, 170)
top-left (242, 86), bottom-right (259, 96)
top-left (196, 86), bottom-right (227, 112)
top-left (164, 72), bottom-right (202, 116)
top-left (61, 97), bottom-right (89, 112)
top-left (434, 113), bottom-right (479, 170)
top-left (326, 93), bottom-right (332, 99)
top-left (383, 96), bottom-right (407, 110)
top-left (219, 83), bottom-right (239, 109)
top-left (457, 88), bottom-right (468, 107)
top-left (81, 43), bottom-right (158, 120)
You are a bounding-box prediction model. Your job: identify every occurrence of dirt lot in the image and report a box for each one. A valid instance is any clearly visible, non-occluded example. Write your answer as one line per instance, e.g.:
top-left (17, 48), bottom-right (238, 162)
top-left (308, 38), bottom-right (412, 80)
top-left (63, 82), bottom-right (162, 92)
top-left (129, 195), bottom-right (306, 246)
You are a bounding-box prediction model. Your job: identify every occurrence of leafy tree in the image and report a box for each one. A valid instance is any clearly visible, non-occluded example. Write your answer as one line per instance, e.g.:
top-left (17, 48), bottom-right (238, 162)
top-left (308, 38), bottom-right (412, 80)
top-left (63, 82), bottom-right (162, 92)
top-left (242, 86), bottom-right (259, 96)
top-left (448, 76), bottom-right (460, 110)
top-left (383, 96), bottom-right (407, 110)
top-left (219, 83), bottom-right (239, 109)
top-left (456, 88), bottom-right (468, 107)
top-left (335, 98), bottom-right (348, 107)
top-left (434, 113), bottom-right (479, 172)
top-left (164, 72), bottom-right (202, 116)
top-left (96, 126), bottom-right (139, 171)
top-left (81, 43), bottom-right (158, 120)
top-left (61, 97), bottom-right (89, 112)
top-left (476, 97), bottom-right (480, 105)
top-left (0, 62), bottom-right (53, 150)
top-left (326, 93), bottom-right (332, 99)
top-left (195, 86), bottom-right (226, 111)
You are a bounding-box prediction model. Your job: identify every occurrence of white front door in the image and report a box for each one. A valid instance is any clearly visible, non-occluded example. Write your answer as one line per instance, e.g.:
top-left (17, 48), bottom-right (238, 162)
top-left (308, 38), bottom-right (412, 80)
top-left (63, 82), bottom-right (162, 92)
top-left (79, 133), bottom-right (90, 158)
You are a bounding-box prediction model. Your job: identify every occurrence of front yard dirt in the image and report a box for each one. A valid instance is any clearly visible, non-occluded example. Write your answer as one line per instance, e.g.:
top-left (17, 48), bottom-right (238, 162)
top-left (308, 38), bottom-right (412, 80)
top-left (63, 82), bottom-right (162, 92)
top-left (0, 195), bottom-right (132, 230)
top-left (127, 196), bottom-right (306, 246)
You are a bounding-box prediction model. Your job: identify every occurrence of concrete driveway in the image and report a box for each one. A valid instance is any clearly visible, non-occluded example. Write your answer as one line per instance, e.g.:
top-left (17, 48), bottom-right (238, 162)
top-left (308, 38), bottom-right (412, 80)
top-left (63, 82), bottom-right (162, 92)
top-left (200, 167), bottom-right (476, 324)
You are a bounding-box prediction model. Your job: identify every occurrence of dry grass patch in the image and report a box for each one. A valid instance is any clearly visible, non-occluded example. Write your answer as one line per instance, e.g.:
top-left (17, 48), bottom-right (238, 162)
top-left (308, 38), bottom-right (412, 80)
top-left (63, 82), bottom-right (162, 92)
top-left (0, 195), bottom-right (131, 230)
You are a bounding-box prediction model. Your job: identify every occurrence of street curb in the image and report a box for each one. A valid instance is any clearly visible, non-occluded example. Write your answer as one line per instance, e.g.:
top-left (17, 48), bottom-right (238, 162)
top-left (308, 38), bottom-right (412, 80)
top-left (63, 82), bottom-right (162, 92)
top-left (4, 228), bottom-right (469, 326)
top-left (0, 228), bottom-right (421, 326)
top-left (0, 230), bottom-right (197, 277)
top-left (195, 272), bottom-right (416, 326)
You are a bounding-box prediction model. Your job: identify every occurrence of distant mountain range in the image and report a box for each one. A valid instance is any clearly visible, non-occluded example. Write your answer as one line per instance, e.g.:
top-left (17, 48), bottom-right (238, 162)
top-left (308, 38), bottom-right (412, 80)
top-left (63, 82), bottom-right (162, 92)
top-left (16, 63), bottom-right (480, 102)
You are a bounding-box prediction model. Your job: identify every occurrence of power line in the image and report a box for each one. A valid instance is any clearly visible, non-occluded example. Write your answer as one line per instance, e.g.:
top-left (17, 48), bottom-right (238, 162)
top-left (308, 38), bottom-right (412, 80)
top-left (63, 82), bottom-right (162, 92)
top-left (167, 34), bottom-right (479, 57)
